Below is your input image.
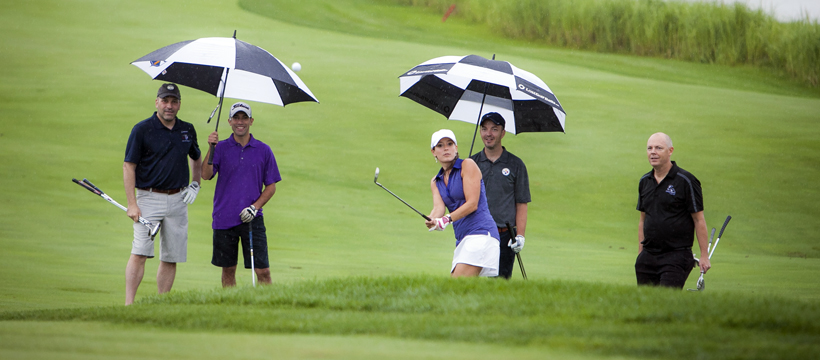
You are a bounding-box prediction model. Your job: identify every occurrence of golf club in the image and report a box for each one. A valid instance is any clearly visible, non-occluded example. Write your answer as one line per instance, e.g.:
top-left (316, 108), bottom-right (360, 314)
top-left (692, 227), bottom-right (715, 272)
top-left (689, 215), bottom-right (731, 291)
top-left (373, 167), bottom-right (431, 221)
top-left (709, 215), bottom-right (732, 259)
top-left (249, 222), bottom-right (256, 287)
top-left (709, 227), bottom-right (716, 253)
top-left (506, 222), bottom-right (528, 280)
top-left (689, 228), bottom-right (715, 291)
top-left (72, 178), bottom-right (161, 240)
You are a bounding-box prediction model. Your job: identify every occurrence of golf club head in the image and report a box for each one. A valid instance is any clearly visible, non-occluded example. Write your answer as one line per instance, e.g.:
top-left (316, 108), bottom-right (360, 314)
top-left (688, 272), bottom-right (705, 291)
top-left (374, 167), bottom-right (380, 184)
top-left (149, 221), bottom-right (161, 240)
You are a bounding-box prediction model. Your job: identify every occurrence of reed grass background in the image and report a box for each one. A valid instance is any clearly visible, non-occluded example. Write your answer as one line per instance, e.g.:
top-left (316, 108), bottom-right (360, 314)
top-left (392, 0), bottom-right (820, 87)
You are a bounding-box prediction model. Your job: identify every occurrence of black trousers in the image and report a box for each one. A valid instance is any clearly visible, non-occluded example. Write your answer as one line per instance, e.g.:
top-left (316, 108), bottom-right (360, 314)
top-left (497, 228), bottom-right (516, 279)
top-left (635, 248), bottom-right (695, 289)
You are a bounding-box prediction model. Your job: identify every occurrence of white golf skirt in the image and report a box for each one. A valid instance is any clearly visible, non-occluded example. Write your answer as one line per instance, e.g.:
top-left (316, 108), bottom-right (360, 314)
top-left (451, 233), bottom-right (500, 277)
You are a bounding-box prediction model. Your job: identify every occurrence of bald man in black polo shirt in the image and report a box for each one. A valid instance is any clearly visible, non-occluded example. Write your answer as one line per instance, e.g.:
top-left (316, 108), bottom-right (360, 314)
top-left (636, 133), bottom-right (710, 288)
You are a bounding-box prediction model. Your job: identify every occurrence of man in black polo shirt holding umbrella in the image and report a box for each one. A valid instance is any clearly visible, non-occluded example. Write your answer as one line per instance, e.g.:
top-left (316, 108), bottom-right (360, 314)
top-left (636, 132), bottom-right (710, 288)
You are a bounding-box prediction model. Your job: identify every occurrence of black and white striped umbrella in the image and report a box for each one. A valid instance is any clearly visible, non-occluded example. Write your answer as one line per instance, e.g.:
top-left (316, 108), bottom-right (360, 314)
top-left (131, 36), bottom-right (318, 106)
top-left (399, 55), bottom-right (565, 135)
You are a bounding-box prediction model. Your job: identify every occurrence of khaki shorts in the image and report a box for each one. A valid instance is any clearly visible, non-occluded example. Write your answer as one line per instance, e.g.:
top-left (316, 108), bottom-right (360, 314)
top-left (451, 233), bottom-right (500, 277)
top-left (132, 189), bottom-right (188, 263)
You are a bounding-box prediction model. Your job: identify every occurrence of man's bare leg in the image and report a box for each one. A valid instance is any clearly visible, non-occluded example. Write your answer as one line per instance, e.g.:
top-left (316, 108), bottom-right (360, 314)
top-left (157, 261), bottom-right (176, 294)
top-left (125, 254), bottom-right (147, 305)
top-left (222, 266), bottom-right (237, 287)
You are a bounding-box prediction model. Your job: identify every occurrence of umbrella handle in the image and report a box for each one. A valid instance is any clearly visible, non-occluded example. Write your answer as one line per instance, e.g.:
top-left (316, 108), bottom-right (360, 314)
top-left (207, 68), bottom-right (230, 165)
top-left (208, 144), bottom-right (216, 165)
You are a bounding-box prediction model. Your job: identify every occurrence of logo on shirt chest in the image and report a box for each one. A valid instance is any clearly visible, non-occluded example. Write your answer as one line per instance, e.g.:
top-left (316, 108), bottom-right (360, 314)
top-left (502, 168), bottom-right (511, 176)
top-left (181, 130), bottom-right (192, 143)
top-left (665, 185), bottom-right (676, 196)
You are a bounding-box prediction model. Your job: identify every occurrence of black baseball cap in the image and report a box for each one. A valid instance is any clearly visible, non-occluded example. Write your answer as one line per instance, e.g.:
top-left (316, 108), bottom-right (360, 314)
top-left (157, 83), bottom-right (181, 99)
top-left (480, 112), bottom-right (505, 127)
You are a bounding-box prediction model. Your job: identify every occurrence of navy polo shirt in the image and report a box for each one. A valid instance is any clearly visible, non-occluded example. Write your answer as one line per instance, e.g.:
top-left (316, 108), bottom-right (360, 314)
top-left (637, 161), bottom-right (703, 252)
top-left (470, 147), bottom-right (531, 228)
top-left (124, 112), bottom-right (201, 190)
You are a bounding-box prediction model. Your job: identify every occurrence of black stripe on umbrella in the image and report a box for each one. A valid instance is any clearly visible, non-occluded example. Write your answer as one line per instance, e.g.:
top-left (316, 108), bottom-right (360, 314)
top-left (151, 63), bottom-right (225, 95)
top-left (400, 75), bottom-right (462, 118)
top-left (458, 54), bottom-right (513, 75)
top-left (515, 76), bottom-right (564, 115)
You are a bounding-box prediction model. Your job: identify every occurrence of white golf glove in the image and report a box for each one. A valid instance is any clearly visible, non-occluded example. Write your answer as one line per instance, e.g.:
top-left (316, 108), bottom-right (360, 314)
top-left (429, 215), bottom-right (451, 231)
top-left (240, 205), bottom-right (257, 223)
top-left (181, 181), bottom-right (200, 204)
top-left (508, 235), bottom-right (525, 253)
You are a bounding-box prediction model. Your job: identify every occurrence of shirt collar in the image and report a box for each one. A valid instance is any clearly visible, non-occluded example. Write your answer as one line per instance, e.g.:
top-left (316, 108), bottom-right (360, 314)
top-left (474, 146), bottom-right (508, 163)
top-left (654, 161), bottom-right (680, 182)
top-left (226, 134), bottom-right (257, 147)
top-left (435, 158), bottom-right (463, 181)
top-left (151, 112), bottom-right (178, 131)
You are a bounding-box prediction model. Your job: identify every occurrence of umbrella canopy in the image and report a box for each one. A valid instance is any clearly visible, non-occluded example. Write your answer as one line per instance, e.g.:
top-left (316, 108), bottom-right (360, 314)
top-left (399, 54), bottom-right (565, 135)
top-left (131, 36), bottom-right (318, 106)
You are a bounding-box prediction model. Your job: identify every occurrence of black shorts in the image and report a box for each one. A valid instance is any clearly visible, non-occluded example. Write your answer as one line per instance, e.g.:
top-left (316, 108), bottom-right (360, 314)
top-left (212, 216), bottom-right (269, 269)
top-left (635, 248), bottom-right (695, 289)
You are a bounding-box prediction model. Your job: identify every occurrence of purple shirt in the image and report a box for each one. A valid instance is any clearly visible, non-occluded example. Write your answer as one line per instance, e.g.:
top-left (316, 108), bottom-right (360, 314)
top-left (211, 134), bottom-right (281, 229)
top-left (435, 159), bottom-right (499, 246)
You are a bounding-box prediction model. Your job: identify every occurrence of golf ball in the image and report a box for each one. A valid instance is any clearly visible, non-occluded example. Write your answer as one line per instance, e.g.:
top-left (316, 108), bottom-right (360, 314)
top-left (291, 62), bottom-right (301, 72)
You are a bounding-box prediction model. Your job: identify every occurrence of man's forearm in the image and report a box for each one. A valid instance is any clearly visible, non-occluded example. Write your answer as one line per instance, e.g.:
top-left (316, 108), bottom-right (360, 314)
top-left (252, 183), bottom-right (277, 209)
top-left (123, 162), bottom-right (137, 206)
top-left (515, 203), bottom-right (528, 236)
top-left (190, 157), bottom-right (202, 184)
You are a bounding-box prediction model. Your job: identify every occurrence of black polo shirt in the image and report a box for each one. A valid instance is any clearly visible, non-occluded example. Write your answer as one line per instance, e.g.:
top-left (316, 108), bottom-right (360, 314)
top-left (637, 161), bottom-right (703, 252)
top-left (124, 112), bottom-right (201, 190)
top-left (470, 147), bottom-right (531, 228)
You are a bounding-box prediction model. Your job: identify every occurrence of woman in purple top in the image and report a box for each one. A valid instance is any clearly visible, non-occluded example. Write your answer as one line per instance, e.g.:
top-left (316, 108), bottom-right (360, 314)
top-left (426, 129), bottom-right (500, 277)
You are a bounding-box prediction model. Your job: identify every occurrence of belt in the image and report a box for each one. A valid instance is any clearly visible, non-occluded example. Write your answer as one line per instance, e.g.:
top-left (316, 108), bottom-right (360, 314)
top-left (138, 187), bottom-right (182, 195)
top-left (498, 227), bottom-right (508, 233)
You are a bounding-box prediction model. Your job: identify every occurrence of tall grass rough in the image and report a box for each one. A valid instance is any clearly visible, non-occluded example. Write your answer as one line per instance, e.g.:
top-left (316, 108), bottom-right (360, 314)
top-left (389, 0), bottom-right (820, 86)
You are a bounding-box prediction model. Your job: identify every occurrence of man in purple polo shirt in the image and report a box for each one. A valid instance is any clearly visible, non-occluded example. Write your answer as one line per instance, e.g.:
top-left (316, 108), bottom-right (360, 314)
top-left (202, 102), bottom-right (281, 287)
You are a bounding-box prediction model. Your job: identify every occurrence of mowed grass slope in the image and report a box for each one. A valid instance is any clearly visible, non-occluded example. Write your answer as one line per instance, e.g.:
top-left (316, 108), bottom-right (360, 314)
top-left (5, 276), bottom-right (820, 359)
top-left (0, 0), bottom-right (819, 359)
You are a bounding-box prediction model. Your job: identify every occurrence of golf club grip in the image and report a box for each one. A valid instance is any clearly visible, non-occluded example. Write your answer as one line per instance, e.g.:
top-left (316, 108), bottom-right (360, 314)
top-left (73, 178), bottom-right (102, 195)
top-left (208, 143), bottom-right (215, 165)
top-left (82, 178), bottom-right (103, 193)
top-left (506, 222), bottom-right (517, 238)
top-left (717, 215), bottom-right (732, 238)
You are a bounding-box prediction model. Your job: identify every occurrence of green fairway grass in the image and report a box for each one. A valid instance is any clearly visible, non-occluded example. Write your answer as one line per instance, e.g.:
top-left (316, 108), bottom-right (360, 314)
top-left (1, 0), bottom-right (819, 358)
top-left (4, 277), bottom-right (820, 359)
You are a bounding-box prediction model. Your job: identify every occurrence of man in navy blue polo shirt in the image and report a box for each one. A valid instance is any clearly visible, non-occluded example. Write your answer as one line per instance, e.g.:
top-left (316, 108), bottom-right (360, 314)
top-left (202, 102), bottom-right (281, 287)
top-left (636, 132), bottom-right (710, 288)
top-left (123, 83), bottom-right (202, 305)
